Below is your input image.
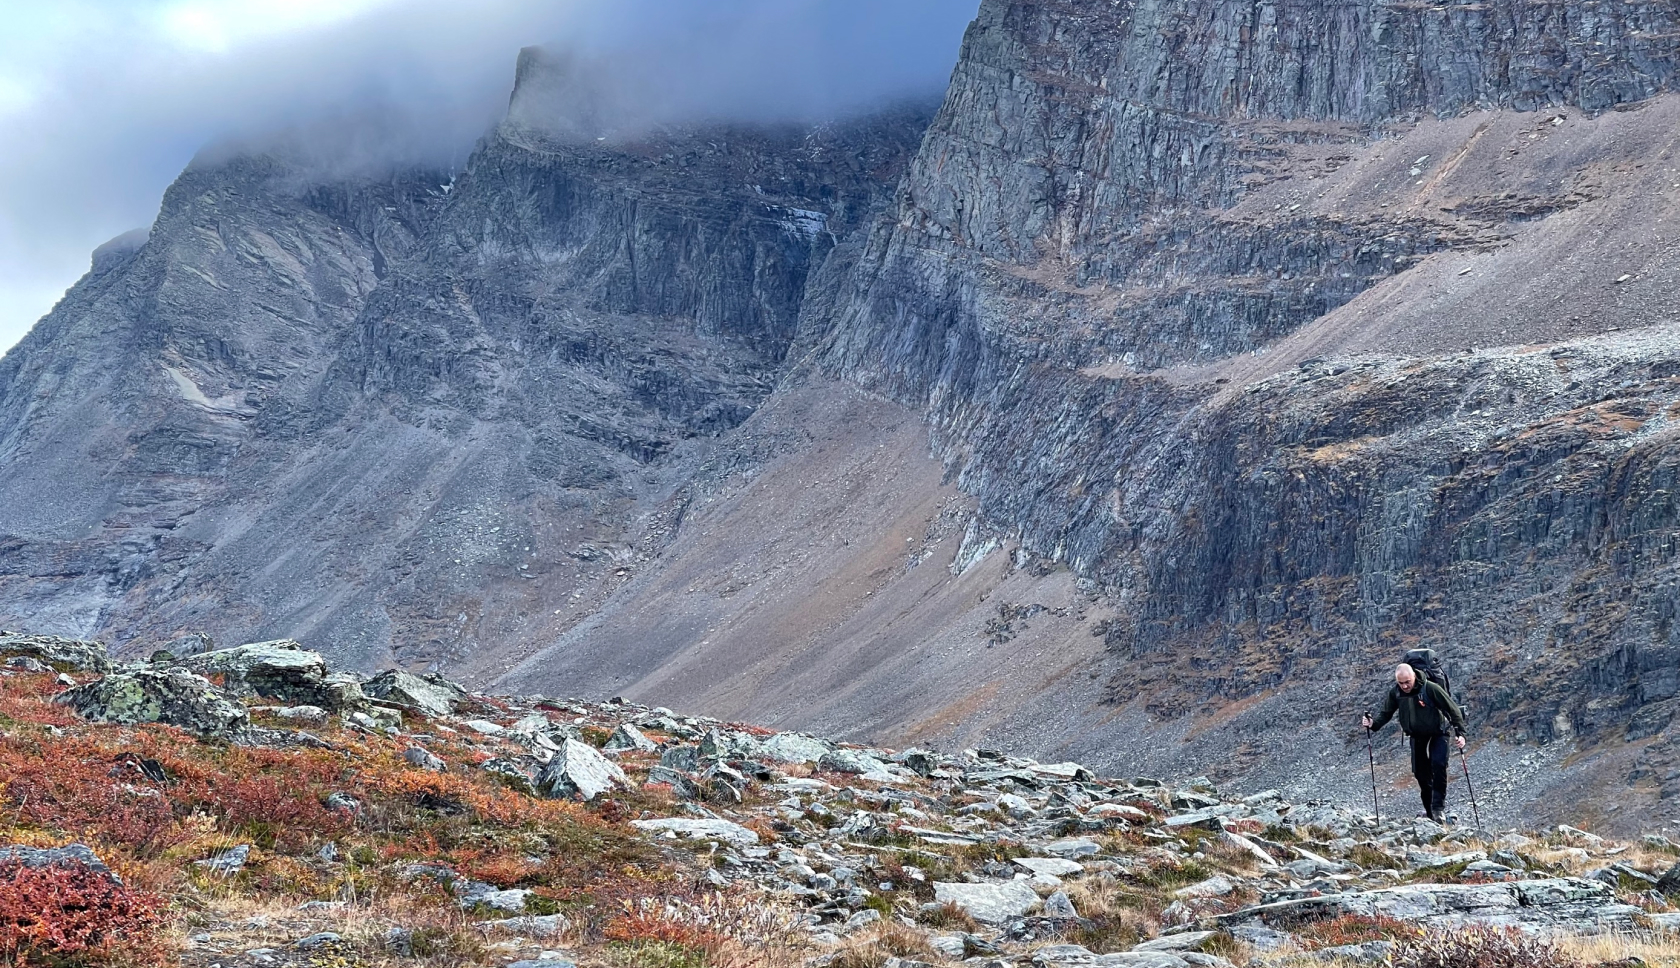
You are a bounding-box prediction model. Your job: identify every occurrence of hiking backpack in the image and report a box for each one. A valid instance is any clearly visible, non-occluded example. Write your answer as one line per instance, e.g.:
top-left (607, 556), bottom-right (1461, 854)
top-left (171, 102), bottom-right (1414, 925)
top-left (1403, 647), bottom-right (1451, 696)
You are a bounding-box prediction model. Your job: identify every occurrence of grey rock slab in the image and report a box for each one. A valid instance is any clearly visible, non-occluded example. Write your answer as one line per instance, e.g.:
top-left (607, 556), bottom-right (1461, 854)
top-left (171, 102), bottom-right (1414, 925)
top-left (1030, 762), bottom-right (1094, 782)
top-left (1134, 931), bottom-right (1220, 952)
top-left (660, 745), bottom-right (702, 772)
top-left (0, 631), bottom-right (113, 673)
top-left (182, 640), bottom-right (366, 711)
top-left (932, 879), bottom-right (1042, 924)
top-left (1091, 803), bottom-right (1152, 820)
top-left (273, 705), bottom-right (328, 722)
top-left (0, 842), bottom-right (116, 880)
top-left (818, 748), bottom-right (889, 774)
top-left (603, 722), bottom-right (657, 752)
top-left (462, 886), bottom-right (535, 912)
top-left (196, 844), bottom-right (252, 875)
top-left (508, 961), bottom-right (576, 968)
top-left (631, 817), bottom-right (760, 846)
top-left (647, 765), bottom-right (702, 800)
top-left (1174, 875), bottom-right (1236, 898)
top-left (363, 669), bottom-right (464, 717)
top-left (758, 731), bottom-right (833, 763)
top-left (1042, 837), bottom-right (1102, 859)
top-left (1036, 949), bottom-right (1191, 968)
top-left (1017, 857), bottom-right (1085, 877)
top-left (1164, 805), bottom-right (1238, 829)
top-left (538, 738), bottom-right (628, 801)
top-left (1044, 890), bottom-right (1079, 918)
top-left (1216, 877), bottom-right (1643, 932)
top-left (56, 668), bottom-right (249, 736)
top-left (403, 746), bottom-right (447, 771)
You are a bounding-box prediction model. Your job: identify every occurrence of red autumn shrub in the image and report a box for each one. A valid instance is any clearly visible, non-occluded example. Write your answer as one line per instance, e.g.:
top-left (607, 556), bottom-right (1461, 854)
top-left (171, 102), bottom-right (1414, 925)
top-left (0, 860), bottom-right (166, 966)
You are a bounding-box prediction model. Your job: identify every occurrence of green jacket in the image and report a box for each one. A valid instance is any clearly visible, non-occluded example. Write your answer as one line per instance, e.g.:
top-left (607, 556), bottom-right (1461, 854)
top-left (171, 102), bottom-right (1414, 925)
top-left (1371, 679), bottom-right (1466, 737)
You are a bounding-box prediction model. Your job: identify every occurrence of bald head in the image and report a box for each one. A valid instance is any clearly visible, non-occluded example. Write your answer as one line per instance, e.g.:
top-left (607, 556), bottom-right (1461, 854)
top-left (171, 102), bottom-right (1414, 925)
top-left (1395, 664), bottom-right (1417, 691)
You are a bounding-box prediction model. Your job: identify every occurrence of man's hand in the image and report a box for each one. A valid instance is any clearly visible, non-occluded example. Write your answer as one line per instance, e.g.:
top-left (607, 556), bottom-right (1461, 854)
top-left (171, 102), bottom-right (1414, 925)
top-left (1360, 714), bottom-right (1373, 730)
top-left (1455, 735), bottom-right (1466, 751)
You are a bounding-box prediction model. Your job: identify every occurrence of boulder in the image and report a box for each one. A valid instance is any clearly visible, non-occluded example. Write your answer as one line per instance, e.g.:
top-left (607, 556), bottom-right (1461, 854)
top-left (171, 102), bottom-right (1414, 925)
top-left (195, 844), bottom-right (252, 875)
top-left (932, 880), bottom-right (1042, 924)
top-left (1134, 931), bottom-right (1221, 953)
top-left (56, 668), bottom-right (249, 736)
top-left (818, 748), bottom-right (890, 775)
top-left (403, 747), bottom-right (447, 771)
top-left (660, 745), bottom-right (702, 772)
top-left (1016, 857), bottom-right (1085, 878)
top-left (0, 631), bottom-right (113, 673)
top-left (1043, 838), bottom-right (1102, 859)
top-left (1175, 875), bottom-right (1236, 898)
top-left (537, 738), bottom-right (628, 801)
top-left (182, 640), bottom-right (366, 711)
top-left (0, 843), bottom-right (116, 881)
top-left (646, 765), bottom-right (701, 800)
top-left (603, 723), bottom-right (657, 753)
top-left (699, 728), bottom-right (762, 762)
top-left (629, 817), bottom-right (760, 846)
top-left (362, 669), bottom-right (466, 717)
top-left (757, 732), bottom-right (833, 764)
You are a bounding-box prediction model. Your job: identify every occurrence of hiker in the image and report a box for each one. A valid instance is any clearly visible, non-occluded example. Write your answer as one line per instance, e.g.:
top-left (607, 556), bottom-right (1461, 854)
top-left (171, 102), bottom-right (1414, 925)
top-left (1361, 663), bottom-right (1466, 823)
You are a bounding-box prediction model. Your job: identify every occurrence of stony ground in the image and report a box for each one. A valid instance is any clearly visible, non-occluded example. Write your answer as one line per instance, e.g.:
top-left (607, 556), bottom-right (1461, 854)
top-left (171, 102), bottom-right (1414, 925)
top-left (4, 630), bottom-right (1680, 968)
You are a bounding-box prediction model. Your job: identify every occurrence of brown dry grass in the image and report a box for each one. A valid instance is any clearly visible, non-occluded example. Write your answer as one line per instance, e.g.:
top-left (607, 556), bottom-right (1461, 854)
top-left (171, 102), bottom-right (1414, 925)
top-left (1557, 930), bottom-right (1680, 967)
top-left (827, 922), bottom-right (941, 968)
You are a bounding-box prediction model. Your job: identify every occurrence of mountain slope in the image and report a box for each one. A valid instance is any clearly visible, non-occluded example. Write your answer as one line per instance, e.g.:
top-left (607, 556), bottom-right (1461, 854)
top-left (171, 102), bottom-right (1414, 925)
top-left (503, 1), bottom-right (1680, 827)
top-left (7, 4), bottom-right (1680, 830)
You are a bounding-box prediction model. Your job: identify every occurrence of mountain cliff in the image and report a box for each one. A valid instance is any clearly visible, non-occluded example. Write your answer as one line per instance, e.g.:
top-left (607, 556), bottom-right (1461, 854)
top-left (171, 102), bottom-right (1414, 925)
top-left (6, 4), bottom-right (1680, 829)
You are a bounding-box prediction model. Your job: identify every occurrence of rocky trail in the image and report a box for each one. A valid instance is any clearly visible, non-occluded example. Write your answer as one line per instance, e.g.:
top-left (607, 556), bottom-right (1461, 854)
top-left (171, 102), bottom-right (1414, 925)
top-left (4, 630), bottom-right (1680, 968)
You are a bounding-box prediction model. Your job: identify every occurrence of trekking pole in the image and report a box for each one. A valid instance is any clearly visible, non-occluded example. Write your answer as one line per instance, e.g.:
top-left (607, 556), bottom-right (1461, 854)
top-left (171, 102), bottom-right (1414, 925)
top-left (1364, 721), bottom-right (1381, 827)
top-left (1459, 743), bottom-right (1483, 830)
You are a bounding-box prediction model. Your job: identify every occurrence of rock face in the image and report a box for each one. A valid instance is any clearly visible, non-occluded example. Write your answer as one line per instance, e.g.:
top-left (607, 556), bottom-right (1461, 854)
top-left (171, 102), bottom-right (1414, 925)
top-left (10, 4), bottom-right (1680, 823)
top-left (0, 45), bottom-right (931, 672)
top-left (56, 667), bottom-right (250, 736)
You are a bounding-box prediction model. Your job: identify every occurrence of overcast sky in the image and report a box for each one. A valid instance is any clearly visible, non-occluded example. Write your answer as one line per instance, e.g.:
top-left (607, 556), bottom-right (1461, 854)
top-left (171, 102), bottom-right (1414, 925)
top-left (0, 0), bottom-right (973, 355)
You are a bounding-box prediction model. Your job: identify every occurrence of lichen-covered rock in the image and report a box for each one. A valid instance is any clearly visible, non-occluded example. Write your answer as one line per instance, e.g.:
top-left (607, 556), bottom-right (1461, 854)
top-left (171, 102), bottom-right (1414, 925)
top-left (0, 843), bottom-right (116, 881)
top-left (932, 879), bottom-right (1042, 924)
top-left (55, 668), bottom-right (249, 736)
top-left (181, 640), bottom-right (366, 711)
top-left (363, 669), bottom-right (467, 718)
top-left (0, 631), bottom-right (113, 673)
top-left (537, 738), bottom-right (628, 801)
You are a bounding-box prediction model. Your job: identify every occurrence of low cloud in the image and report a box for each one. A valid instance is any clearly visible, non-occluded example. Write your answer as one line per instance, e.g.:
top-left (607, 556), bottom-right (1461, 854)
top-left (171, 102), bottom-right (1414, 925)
top-left (0, 0), bottom-right (973, 353)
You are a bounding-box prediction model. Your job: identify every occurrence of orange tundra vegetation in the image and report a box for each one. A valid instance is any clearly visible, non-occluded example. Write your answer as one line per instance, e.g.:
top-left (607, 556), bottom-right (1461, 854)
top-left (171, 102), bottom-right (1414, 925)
top-left (0, 669), bottom-right (721, 965)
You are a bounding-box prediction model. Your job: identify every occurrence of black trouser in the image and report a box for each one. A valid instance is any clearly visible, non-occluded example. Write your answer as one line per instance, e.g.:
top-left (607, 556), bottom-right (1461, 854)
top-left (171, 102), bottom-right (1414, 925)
top-left (1409, 733), bottom-right (1449, 814)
